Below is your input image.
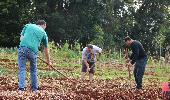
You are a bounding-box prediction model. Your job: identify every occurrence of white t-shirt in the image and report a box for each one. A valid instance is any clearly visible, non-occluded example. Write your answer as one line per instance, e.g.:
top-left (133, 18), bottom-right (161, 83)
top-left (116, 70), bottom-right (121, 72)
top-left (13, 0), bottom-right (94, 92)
top-left (82, 45), bottom-right (102, 62)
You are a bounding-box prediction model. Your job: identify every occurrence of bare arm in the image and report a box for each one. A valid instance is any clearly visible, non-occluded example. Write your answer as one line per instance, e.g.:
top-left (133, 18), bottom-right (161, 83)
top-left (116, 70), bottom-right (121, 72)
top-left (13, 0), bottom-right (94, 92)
top-left (44, 47), bottom-right (51, 64)
top-left (83, 59), bottom-right (89, 67)
top-left (20, 35), bottom-right (24, 41)
top-left (20, 24), bottom-right (28, 40)
top-left (96, 46), bottom-right (102, 61)
top-left (82, 50), bottom-right (90, 70)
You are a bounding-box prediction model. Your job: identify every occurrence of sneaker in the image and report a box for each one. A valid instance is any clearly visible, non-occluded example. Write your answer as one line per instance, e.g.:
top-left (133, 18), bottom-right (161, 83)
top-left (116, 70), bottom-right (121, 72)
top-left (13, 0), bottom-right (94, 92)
top-left (136, 86), bottom-right (142, 90)
top-left (134, 88), bottom-right (142, 93)
top-left (18, 88), bottom-right (25, 91)
top-left (32, 90), bottom-right (40, 94)
top-left (32, 86), bottom-right (40, 91)
top-left (32, 87), bottom-right (40, 94)
top-left (18, 88), bottom-right (25, 94)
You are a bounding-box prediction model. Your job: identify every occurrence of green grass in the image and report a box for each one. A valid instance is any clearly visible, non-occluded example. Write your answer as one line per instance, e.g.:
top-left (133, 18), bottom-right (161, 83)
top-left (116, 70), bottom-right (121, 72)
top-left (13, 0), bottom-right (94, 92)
top-left (95, 69), bottom-right (129, 80)
top-left (0, 66), bottom-right (10, 76)
top-left (0, 42), bottom-right (169, 83)
top-left (38, 70), bottom-right (61, 78)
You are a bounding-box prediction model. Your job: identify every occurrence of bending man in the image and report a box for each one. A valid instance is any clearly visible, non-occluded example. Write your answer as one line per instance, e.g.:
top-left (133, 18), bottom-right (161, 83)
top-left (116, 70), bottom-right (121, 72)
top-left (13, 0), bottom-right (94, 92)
top-left (81, 44), bottom-right (102, 81)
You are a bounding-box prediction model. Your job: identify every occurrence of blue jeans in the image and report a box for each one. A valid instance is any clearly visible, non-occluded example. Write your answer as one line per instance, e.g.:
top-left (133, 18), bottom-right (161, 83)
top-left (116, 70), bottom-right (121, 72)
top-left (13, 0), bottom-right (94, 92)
top-left (18, 47), bottom-right (38, 91)
top-left (134, 56), bottom-right (147, 89)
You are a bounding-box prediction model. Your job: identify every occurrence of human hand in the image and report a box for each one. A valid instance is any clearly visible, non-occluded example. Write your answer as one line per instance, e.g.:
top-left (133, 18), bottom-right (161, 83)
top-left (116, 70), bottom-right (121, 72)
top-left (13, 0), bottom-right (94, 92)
top-left (126, 58), bottom-right (131, 63)
top-left (127, 62), bottom-right (133, 67)
top-left (47, 61), bottom-right (53, 70)
top-left (86, 66), bottom-right (91, 72)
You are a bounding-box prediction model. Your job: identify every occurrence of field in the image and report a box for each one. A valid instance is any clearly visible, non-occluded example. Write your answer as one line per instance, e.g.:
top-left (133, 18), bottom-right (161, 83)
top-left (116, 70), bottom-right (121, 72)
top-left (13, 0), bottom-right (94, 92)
top-left (0, 43), bottom-right (169, 100)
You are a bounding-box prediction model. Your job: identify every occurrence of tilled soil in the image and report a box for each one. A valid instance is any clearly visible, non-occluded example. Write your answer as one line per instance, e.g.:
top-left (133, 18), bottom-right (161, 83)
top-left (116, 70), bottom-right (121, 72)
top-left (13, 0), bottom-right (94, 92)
top-left (0, 76), bottom-right (164, 100)
top-left (0, 58), bottom-right (167, 99)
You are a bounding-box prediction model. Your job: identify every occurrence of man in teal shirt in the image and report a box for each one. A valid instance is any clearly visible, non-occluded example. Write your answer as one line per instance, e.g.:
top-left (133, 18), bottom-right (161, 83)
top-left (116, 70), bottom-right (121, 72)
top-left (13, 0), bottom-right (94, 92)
top-left (18, 20), bottom-right (51, 92)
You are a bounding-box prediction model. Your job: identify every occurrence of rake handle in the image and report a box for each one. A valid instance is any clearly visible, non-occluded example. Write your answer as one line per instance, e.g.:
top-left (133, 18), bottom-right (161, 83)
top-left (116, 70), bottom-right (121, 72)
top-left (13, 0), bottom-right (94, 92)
top-left (37, 56), bottom-right (78, 83)
top-left (125, 48), bottom-right (131, 79)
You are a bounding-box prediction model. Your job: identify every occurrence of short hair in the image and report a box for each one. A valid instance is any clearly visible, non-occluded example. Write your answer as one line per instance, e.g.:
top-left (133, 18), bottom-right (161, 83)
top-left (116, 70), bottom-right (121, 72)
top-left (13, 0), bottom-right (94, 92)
top-left (87, 44), bottom-right (93, 49)
top-left (36, 20), bottom-right (46, 25)
top-left (124, 36), bottom-right (132, 42)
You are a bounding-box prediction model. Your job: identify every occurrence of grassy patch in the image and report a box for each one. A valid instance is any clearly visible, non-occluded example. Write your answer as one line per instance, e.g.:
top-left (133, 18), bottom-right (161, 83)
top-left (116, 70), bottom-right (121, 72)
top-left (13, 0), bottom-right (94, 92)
top-left (0, 66), bottom-right (10, 76)
top-left (38, 70), bottom-right (62, 78)
top-left (0, 43), bottom-right (169, 83)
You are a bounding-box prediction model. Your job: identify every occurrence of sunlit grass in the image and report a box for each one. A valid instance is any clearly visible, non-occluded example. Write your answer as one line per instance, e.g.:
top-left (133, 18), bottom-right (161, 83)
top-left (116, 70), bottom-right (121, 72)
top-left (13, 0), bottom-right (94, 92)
top-left (0, 66), bottom-right (10, 76)
top-left (0, 42), bottom-right (169, 83)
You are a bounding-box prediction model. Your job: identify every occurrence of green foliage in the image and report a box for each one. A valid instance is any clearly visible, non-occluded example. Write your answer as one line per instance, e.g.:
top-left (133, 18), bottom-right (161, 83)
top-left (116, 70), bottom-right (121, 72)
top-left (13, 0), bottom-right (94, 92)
top-left (0, 67), bottom-right (9, 76)
top-left (91, 25), bottom-right (105, 48)
top-left (0, 0), bottom-right (170, 57)
top-left (38, 70), bottom-right (61, 78)
top-left (0, 44), bottom-right (169, 81)
top-left (47, 42), bottom-right (81, 62)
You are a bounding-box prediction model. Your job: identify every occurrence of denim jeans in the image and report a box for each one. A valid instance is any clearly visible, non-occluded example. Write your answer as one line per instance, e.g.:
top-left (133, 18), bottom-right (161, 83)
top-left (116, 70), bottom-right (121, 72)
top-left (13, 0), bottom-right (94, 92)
top-left (18, 47), bottom-right (38, 91)
top-left (134, 56), bottom-right (147, 89)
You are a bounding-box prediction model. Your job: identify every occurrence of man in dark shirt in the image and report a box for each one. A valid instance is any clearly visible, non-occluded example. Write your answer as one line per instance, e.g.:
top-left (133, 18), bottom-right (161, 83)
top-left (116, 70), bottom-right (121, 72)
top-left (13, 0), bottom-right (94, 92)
top-left (125, 36), bottom-right (147, 89)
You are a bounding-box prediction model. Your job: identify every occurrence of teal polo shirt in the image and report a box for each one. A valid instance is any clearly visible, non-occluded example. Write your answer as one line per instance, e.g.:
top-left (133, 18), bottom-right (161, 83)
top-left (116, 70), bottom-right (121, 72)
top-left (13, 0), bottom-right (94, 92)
top-left (19, 24), bottom-right (48, 54)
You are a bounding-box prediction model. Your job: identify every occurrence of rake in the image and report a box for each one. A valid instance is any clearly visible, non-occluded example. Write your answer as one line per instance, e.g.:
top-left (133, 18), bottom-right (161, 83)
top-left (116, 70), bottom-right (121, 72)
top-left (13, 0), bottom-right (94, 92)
top-left (125, 48), bottom-right (131, 79)
top-left (37, 56), bottom-right (78, 83)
